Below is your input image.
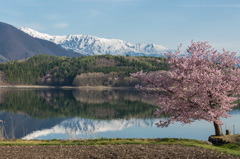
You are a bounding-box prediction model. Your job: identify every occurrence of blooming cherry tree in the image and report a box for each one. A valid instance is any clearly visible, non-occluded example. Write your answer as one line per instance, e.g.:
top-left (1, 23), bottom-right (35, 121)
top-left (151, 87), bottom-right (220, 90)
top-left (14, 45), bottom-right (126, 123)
top-left (131, 41), bottom-right (240, 136)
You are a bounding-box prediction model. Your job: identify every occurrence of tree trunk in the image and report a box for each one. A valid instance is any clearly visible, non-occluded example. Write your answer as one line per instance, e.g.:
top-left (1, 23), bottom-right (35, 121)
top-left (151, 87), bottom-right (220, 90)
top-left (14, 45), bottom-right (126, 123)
top-left (213, 121), bottom-right (223, 136)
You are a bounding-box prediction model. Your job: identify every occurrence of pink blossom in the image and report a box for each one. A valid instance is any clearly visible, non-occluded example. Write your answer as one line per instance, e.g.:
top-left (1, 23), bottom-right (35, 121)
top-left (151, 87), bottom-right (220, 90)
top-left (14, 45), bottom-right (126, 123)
top-left (131, 41), bottom-right (240, 133)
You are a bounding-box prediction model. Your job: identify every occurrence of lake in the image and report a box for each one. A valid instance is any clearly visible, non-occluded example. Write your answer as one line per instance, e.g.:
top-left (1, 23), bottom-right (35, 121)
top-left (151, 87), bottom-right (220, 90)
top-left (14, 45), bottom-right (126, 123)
top-left (0, 88), bottom-right (239, 141)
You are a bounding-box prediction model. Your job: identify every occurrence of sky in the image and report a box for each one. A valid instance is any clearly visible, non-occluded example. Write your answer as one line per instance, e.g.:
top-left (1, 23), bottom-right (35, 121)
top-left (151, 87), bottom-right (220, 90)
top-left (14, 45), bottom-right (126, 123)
top-left (0, 0), bottom-right (240, 53)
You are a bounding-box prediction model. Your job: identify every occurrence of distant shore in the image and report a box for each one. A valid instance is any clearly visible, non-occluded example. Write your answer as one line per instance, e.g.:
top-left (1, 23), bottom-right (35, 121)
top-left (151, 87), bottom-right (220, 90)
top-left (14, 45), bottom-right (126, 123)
top-left (0, 85), bottom-right (135, 90)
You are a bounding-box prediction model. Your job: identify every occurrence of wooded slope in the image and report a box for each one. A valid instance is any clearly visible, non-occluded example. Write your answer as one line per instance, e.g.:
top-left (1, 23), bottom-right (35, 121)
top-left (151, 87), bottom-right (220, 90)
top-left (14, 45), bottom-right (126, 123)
top-left (0, 55), bottom-right (169, 86)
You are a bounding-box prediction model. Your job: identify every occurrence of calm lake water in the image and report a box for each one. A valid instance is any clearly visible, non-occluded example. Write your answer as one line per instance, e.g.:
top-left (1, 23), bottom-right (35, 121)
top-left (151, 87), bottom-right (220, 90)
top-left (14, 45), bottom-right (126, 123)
top-left (0, 88), bottom-right (239, 141)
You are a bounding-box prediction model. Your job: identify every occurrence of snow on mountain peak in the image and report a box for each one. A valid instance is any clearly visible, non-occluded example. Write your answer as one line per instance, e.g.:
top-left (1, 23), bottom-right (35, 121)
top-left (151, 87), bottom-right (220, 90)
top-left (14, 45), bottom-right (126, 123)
top-left (19, 27), bottom-right (54, 41)
top-left (20, 27), bottom-right (170, 56)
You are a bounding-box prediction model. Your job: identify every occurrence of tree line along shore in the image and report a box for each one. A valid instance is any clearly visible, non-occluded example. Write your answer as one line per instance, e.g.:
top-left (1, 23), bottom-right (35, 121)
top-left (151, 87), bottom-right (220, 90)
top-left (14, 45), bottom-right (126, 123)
top-left (0, 54), bottom-right (169, 87)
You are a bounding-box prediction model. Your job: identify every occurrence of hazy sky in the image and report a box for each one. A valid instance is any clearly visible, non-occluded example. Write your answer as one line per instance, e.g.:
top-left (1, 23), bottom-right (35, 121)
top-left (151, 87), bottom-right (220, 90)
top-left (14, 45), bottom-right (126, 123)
top-left (1, 0), bottom-right (240, 52)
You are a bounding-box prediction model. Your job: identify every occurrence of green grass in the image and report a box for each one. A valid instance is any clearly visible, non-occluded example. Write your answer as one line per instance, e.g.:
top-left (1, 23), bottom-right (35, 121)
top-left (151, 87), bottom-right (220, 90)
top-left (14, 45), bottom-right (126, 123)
top-left (210, 134), bottom-right (240, 145)
top-left (0, 138), bottom-right (239, 156)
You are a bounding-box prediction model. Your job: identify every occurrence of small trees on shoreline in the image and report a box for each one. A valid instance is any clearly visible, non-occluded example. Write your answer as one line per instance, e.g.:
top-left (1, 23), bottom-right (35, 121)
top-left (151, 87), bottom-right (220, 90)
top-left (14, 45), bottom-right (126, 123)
top-left (131, 41), bottom-right (240, 136)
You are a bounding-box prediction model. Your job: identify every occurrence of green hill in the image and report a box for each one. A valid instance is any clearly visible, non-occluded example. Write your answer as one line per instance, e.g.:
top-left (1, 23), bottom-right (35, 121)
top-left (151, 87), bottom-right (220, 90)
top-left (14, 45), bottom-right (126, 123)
top-left (0, 55), bottom-right (169, 86)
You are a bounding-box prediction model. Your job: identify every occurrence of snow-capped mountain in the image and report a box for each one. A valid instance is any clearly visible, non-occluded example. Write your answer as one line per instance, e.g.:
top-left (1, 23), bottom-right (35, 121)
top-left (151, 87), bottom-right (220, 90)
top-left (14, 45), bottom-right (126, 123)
top-left (19, 27), bottom-right (171, 56)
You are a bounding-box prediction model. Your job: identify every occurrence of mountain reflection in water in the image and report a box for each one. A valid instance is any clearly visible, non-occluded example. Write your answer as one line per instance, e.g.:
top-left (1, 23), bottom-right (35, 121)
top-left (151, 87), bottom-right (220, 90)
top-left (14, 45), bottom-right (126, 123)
top-left (0, 88), bottom-right (239, 140)
top-left (0, 88), bottom-right (157, 139)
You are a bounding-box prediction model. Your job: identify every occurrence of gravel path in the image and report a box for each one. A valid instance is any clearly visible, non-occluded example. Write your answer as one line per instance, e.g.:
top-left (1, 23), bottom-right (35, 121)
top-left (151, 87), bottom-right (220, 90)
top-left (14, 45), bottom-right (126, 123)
top-left (0, 144), bottom-right (239, 159)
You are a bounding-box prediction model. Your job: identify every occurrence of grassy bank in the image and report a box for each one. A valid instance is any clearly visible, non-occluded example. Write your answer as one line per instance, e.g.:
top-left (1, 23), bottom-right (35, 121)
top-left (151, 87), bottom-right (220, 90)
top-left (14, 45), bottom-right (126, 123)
top-left (0, 138), bottom-right (239, 156)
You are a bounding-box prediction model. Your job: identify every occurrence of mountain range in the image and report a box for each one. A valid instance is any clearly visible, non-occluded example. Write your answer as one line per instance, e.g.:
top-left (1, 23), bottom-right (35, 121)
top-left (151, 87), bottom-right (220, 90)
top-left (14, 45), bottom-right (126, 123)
top-left (0, 22), bottom-right (81, 62)
top-left (20, 27), bottom-right (171, 57)
top-left (0, 21), bottom-right (183, 62)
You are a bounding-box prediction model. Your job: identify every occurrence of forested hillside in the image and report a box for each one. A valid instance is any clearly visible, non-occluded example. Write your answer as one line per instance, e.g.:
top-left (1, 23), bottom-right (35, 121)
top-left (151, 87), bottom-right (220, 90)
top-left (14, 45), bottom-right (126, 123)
top-left (0, 55), bottom-right (169, 86)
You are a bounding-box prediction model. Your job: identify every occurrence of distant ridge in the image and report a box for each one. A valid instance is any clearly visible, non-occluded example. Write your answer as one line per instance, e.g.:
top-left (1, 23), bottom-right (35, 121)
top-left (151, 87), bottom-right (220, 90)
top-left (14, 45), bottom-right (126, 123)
top-left (0, 22), bottom-right (82, 62)
top-left (20, 27), bottom-right (171, 57)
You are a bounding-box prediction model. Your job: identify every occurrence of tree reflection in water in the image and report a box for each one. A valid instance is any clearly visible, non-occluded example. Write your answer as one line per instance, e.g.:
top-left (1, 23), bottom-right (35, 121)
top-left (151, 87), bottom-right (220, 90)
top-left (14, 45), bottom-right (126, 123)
top-left (0, 88), bottom-right (158, 139)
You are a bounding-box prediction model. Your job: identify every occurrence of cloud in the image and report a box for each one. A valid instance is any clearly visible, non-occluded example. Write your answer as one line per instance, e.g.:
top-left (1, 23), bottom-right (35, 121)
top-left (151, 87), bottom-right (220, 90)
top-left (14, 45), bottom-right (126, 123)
top-left (54, 22), bottom-right (69, 28)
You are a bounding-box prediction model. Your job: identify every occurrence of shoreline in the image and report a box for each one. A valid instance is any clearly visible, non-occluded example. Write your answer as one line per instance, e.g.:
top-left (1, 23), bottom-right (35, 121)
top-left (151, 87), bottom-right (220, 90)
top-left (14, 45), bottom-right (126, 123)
top-left (0, 85), bottom-right (135, 90)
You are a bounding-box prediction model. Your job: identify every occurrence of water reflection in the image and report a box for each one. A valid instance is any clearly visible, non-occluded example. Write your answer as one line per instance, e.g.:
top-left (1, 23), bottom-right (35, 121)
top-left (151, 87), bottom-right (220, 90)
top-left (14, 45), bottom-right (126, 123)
top-left (0, 88), bottom-right (157, 139)
top-left (0, 88), bottom-right (239, 140)
top-left (22, 118), bottom-right (161, 140)
top-left (0, 89), bottom-right (157, 119)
